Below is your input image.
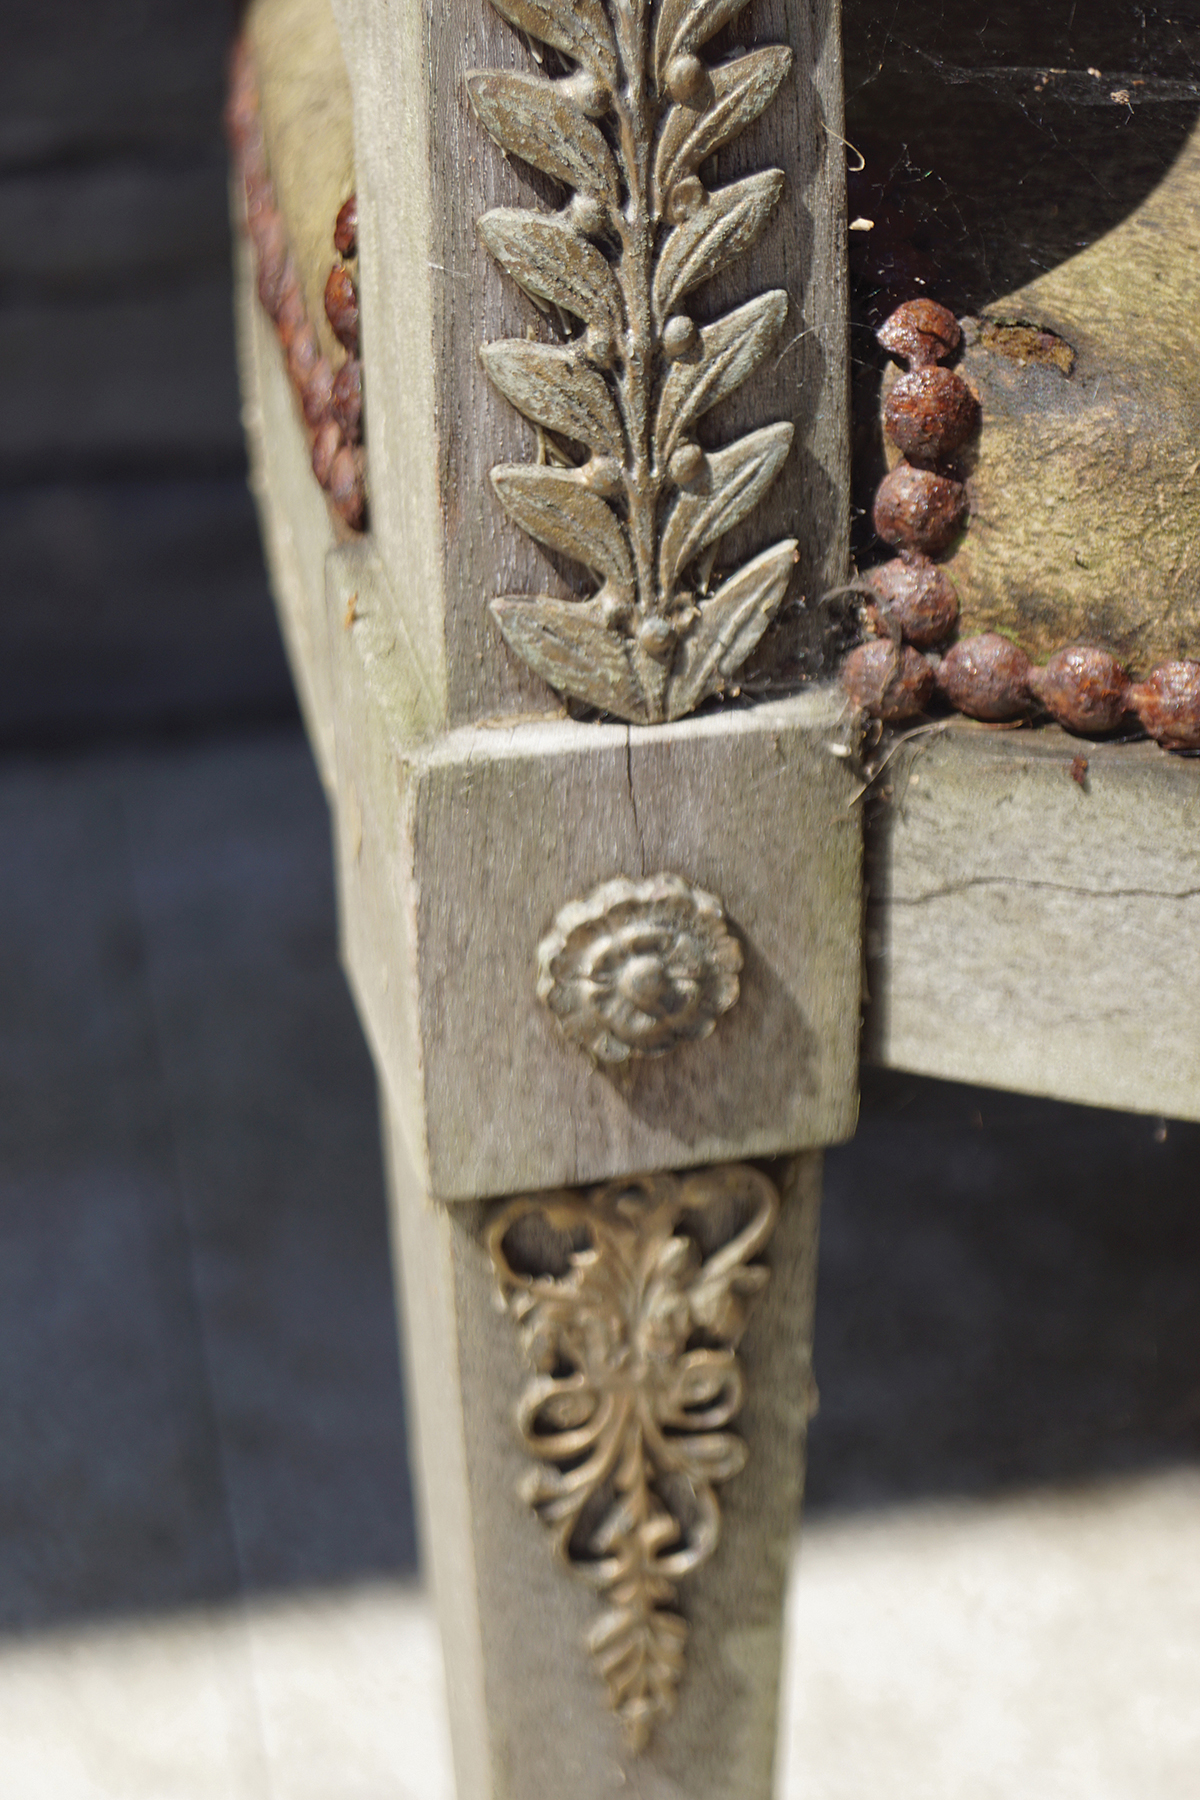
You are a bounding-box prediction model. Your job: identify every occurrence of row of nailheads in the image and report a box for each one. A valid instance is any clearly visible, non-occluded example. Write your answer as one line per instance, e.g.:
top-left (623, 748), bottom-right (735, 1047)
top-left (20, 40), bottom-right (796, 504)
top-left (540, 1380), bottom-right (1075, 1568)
top-left (225, 37), bottom-right (366, 532)
top-left (845, 635), bottom-right (1200, 752)
top-left (843, 300), bottom-right (1200, 752)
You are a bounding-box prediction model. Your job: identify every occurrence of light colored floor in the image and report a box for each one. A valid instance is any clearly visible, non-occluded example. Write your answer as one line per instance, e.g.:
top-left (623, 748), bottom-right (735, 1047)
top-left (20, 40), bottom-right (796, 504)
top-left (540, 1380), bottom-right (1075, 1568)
top-left (3, 1475), bottom-right (1199, 1799)
top-left (2, 727), bottom-right (1198, 1796)
top-left (783, 1474), bottom-right (1200, 1800)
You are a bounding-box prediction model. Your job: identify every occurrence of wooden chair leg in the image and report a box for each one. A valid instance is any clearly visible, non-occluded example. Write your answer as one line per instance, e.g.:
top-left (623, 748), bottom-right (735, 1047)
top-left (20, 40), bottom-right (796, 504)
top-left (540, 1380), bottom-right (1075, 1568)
top-left (383, 1109), bottom-right (824, 1800)
top-left (234, 3), bottom-right (859, 1794)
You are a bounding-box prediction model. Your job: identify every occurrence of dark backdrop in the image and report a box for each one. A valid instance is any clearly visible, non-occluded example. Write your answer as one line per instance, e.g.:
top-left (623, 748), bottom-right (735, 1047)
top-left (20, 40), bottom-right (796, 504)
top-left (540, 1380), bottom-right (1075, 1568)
top-left (0, 0), bottom-right (294, 746)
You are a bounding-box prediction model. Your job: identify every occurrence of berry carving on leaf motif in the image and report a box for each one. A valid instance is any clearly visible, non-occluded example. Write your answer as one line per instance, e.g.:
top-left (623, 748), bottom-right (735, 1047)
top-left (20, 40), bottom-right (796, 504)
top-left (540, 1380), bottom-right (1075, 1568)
top-left (488, 1163), bottom-right (779, 1749)
top-left (468, 0), bottom-right (797, 722)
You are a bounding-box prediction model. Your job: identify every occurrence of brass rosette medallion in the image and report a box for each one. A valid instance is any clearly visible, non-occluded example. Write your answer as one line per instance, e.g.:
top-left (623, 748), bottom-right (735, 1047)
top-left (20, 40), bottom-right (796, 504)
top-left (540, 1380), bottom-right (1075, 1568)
top-left (537, 872), bottom-right (741, 1062)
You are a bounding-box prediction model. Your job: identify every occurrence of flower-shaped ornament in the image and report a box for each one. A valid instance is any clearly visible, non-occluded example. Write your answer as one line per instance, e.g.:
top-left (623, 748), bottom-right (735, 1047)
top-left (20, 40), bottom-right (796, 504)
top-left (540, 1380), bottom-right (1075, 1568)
top-left (537, 874), bottom-right (742, 1064)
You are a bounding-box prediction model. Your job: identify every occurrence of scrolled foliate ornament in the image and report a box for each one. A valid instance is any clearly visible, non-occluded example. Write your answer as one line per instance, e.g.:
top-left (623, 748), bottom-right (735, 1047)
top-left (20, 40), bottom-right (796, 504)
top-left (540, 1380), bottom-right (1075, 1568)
top-left (487, 1163), bottom-right (779, 1749)
top-left (537, 872), bottom-right (741, 1062)
top-left (468, 0), bottom-right (797, 723)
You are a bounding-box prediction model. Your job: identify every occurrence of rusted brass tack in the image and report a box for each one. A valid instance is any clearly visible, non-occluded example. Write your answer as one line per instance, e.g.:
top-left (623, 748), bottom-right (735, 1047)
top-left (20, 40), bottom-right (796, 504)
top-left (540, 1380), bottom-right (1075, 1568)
top-left (876, 297), bottom-right (962, 368)
top-left (844, 300), bottom-right (1199, 753)
top-left (330, 357), bottom-right (363, 443)
top-left (324, 263), bottom-right (360, 354)
top-left (883, 365), bottom-right (980, 465)
top-left (333, 192), bottom-right (358, 257)
top-left (936, 633), bottom-right (1031, 723)
top-left (873, 463), bottom-right (968, 558)
top-left (844, 637), bottom-right (1200, 752)
top-left (1128, 663), bottom-right (1200, 752)
top-left (1028, 646), bottom-right (1131, 736)
top-left (841, 640), bottom-right (936, 722)
top-left (329, 444), bottom-right (367, 529)
top-left (865, 555), bottom-right (959, 650)
top-left (311, 416), bottom-right (344, 486)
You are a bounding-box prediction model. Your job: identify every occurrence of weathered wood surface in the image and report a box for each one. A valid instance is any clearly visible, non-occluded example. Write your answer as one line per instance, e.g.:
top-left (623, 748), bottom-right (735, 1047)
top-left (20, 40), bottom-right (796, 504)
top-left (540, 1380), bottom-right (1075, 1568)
top-left (235, 206), bottom-right (342, 790)
top-left (865, 721), bottom-right (1200, 1123)
top-left (327, 560), bottom-right (861, 1197)
top-left (385, 1110), bottom-right (822, 1800)
top-left (237, 7), bottom-right (859, 1798)
top-left (332, 0), bottom-right (848, 727)
top-left (233, 0), bottom-right (862, 1197)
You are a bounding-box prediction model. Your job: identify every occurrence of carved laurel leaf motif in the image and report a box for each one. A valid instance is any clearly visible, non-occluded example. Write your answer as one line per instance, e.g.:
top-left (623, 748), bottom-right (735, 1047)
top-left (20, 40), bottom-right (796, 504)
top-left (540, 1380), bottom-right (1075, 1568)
top-left (653, 0), bottom-right (752, 77)
top-left (491, 596), bottom-right (648, 719)
top-left (477, 210), bottom-right (625, 337)
top-left (653, 170), bottom-right (785, 320)
top-left (652, 47), bottom-right (793, 204)
top-left (482, 340), bottom-right (626, 459)
top-left (667, 538), bottom-right (798, 717)
top-left (467, 72), bottom-right (620, 199)
top-left (488, 1163), bottom-right (779, 1750)
top-left (492, 463), bottom-right (636, 591)
top-left (488, 0), bottom-right (620, 87)
top-left (658, 421), bottom-right (794, 589)
top-left (470, 0), bottom-right (797, 722)
top-left (655, 289), bottom-right (788, 464)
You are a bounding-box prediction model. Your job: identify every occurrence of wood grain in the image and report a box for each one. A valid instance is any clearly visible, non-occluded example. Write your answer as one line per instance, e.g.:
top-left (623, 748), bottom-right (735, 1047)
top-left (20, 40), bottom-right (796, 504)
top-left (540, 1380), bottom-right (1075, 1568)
top-left (242, 12), bottom-right (860, 1798)
top-left (865, 721), bottom-right (1200, 1123)
top-left (327, 554), bottom-right (862, 1199)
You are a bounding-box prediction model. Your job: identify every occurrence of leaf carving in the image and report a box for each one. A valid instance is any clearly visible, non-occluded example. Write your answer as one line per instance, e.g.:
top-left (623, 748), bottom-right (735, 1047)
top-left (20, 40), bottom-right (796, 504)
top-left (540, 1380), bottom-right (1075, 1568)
top-left (482, 340), bottom-right (625, 458)
top-left (588, 1605), bottom-right (687, 1746)
top-left (487, 0), bottom-right (620, 89)
top-left (476, 0), bottom-right (797, 724)
top-left (653, 47), bottom-right (793, 207)
top-left (467, 72), bottom-right (620, 200)
top-left (655, 289), bottom-right (788, 463)
top-left (653, 0), bottom-right (753, 82)
top-left (491, 463), bottom-right (634, 592)
top-left (667, 538), bottom-right (798, 717)
top-left (490, 597), bottom-right (648, 720)
top-left (653, 171), bottom-right (785, 321)
top-left (488, 1167), bottom-right (779, 1749)
top-left (659, 422), bottom-right (794, 590)
top-left (479, 210), bottom-right (624, 338)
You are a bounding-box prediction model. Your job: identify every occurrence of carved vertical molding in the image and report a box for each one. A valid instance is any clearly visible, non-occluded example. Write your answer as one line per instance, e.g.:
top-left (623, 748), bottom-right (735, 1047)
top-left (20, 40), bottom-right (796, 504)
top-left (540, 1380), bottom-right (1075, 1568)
top-left (487, 1162), bottom-right (780, 1750)
top-left (468, 0), bottom-right (799, 722)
